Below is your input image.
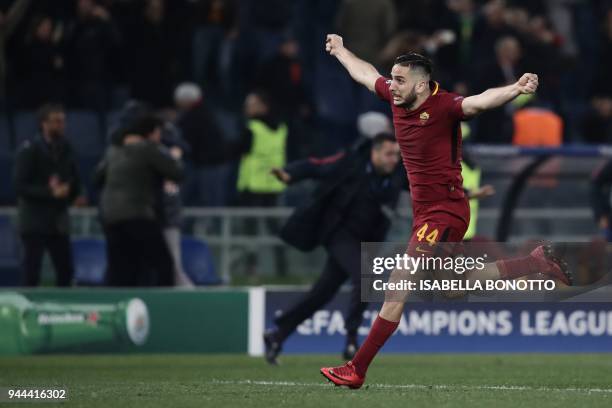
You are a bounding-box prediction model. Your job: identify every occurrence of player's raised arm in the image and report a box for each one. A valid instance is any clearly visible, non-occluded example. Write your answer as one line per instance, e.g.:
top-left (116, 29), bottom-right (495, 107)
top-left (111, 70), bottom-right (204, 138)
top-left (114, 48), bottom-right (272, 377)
top-left (461, 73), bottom-right (539, 117)
top-left (325, 34), bottom-right (380, 92)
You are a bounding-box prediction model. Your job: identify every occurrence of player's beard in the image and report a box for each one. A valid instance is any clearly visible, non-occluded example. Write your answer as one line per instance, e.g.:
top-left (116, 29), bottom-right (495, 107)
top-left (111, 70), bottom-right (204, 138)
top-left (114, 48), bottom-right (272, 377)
top-left (396, 85), bottom-right (417, 109)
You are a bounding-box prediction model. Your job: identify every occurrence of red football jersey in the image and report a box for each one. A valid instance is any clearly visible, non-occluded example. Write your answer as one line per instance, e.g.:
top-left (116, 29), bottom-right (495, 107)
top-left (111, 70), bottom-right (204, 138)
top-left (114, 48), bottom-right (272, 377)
top-left (375, 76), bottom-right (467, 203)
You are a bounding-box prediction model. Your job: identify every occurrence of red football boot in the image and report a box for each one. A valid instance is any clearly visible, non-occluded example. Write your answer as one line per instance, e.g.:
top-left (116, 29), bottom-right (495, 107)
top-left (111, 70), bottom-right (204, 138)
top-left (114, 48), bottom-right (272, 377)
top-left (320, 361), bottom-right (365, 389)
top-left (530, 244), bottom-right (572, 285)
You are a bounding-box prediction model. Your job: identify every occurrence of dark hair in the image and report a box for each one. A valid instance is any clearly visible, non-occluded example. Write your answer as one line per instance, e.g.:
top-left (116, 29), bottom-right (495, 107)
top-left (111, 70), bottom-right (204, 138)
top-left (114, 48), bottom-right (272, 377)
top-left (250, 88), bottom-right (273, 108)
top-left (37, 103), bottom-right (64, 124)
top-left (394, 52), bottom-right (433, 76)
top-left (122, 115), bottom-right (163, 138)
top-left (372, 132), bottom-right (397, 149)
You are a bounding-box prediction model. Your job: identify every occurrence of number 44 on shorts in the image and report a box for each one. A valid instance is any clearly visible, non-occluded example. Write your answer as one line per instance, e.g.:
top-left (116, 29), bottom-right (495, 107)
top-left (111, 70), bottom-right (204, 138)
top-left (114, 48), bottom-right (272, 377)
top-left (416, 223), bottom-right (439, 246)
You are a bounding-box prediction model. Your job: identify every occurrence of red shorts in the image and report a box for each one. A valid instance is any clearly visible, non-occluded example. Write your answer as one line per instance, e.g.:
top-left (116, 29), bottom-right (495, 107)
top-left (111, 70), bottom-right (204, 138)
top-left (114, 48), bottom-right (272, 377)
top-left (407, 198), bottom-right (470, 256)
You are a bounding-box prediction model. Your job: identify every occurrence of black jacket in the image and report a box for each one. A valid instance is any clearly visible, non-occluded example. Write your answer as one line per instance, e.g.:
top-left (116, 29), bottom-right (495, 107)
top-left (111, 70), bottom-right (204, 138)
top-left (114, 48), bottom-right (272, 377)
top-left (94, 141), bottom-right (183, 225)
top-left (14, 136), bottom-right (81, 234)
top-left (280, 148), bottom-right (406, 251)
top-left (591, 159), bottom-right (612, 223)
top-left (176, 102), bottom-right (226, 166)
top-left (473, 60), bottom-right (522, 144)
top-left (158, 122), bottom-right (188, 228)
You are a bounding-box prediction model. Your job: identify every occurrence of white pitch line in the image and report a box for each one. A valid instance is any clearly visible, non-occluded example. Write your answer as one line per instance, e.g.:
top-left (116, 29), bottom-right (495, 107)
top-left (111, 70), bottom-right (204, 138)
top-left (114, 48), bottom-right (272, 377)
top-left (209, 379), bottom-right (612, 394)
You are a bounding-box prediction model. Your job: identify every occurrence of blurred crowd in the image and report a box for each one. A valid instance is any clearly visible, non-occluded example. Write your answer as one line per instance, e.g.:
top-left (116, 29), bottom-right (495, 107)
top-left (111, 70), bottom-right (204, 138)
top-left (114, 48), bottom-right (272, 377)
top-left (0, 0), bottom-right (611, 208)
top-left (0, 0), bottom-right (609, 142)
top-left (4, 0), bottom-right (612, 287)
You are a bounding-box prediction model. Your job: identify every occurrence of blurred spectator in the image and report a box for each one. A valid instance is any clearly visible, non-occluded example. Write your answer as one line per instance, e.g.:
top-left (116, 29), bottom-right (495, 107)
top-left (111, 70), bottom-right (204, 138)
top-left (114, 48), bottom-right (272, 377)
top-left (335, 0), bottom-right (397, 63)
top-left (394, 0), bottom-right (439, 33)
top-left (582, 8), bottom-right (612, 143)
top-left (63, 0), bottom-right (121, 110)
top-left (512, 104), bottom-right (563, 146)
top-left (253, 36), bottom-right (313, 160)
top-left (13, 103), bottom-right (81, 286)
top-left (95, 115), bottom-right (183, 286)
top-left (518, 15), bottom-right (563, 105)
top-left (237, 90), bottom-right (288, 200)
top-left (591, 159), bottom-right (612, 241)
top-left (546, 0), bottom-right (579, 59)
top-left (331, 0), bottom-right (397, 117)
top-left (236, 90), bottom-right (288, 276)
top-left (0, 0), bottom-right (608, 207)
top-left (470, 0), bottom-right (517, 64)
top-left (190, 0), bottom-right (256, 112)
top-left (192, 0), bottom-right (238, 89)
top-left (353, 111), bottom-right (392, 153)
top-left (377, 30), bottom-right (427, 75)
top-left (158, 120), bottom-right (193, 287)
top-left (248, 0), bottom-right (292, 60)
top-left (254, 37), bottom-right (309, 121)
top-left (15, 15), bottom-right (64, 109)
top-left (0, 0), bottom-right (30, 101)
top-left (473, 35), bottom-right (523, 143)
top-left (173, 82), bottom-right (229, 206)
top-left (107, 99), bottom-right (150, 145)
top-left (435, 0), bottom-right (478, 83)
top-left (583, 97), bottom-right (612, 143)
top-left (356, 111), bottom-right (392, 140)
top-left (125, 0), bottom-right (175, 108)
top-left (104, 100), bottom-right (192, 286)
top-left (461, 153), bottom-right (496, 241)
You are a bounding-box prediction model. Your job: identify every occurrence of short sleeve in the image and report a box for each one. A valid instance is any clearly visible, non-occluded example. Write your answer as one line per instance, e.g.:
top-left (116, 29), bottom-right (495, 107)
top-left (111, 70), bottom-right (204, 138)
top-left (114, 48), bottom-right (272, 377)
top-left (375, 76), bottom-right (392, 102)
top-left (443, 92), bottom-right (467, 121)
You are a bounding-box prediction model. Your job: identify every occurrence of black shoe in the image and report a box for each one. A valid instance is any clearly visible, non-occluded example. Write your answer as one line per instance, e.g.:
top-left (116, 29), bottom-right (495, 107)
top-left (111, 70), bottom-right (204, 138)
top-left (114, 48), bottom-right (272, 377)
top-left (342, 337), bottom-right (358, 361)
top-left (263, 330), bottom-right (282, 366)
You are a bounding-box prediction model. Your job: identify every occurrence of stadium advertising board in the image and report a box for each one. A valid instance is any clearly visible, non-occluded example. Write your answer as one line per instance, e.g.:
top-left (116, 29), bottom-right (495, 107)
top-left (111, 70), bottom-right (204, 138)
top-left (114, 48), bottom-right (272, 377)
top-left (3, 286), bottom-right (611, 356)
top-left (265, 290), bottom-right (612, 354)
top-left (0, 289), bottom-right (249, 355)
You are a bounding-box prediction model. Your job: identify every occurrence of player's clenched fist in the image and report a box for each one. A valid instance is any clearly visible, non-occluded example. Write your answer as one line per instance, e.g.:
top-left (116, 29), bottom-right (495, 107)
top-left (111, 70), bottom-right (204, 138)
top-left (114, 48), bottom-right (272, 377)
top-left (516, 73), bottom-right (538, 94)
top-left (325, 34), bottom-right (344, 56)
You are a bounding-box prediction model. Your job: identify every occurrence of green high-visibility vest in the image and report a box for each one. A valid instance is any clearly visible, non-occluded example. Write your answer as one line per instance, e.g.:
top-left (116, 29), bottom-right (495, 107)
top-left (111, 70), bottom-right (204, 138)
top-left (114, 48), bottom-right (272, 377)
top-left (237, 119), bottom-right (288, 193)
top-left (461, 161), bottom-right (481, 240)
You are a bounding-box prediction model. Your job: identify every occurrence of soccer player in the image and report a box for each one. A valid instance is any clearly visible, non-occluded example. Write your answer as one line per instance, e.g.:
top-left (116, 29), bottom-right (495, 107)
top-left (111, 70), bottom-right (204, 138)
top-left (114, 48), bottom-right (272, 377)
top-left (319, 34), bottom-right (571, 389)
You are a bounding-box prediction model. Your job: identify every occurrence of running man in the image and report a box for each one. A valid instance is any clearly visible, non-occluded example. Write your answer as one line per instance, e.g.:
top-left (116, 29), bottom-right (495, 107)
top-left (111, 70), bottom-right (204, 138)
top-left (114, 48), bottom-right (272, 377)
top-left (320, 34), bottom-right (571, 389)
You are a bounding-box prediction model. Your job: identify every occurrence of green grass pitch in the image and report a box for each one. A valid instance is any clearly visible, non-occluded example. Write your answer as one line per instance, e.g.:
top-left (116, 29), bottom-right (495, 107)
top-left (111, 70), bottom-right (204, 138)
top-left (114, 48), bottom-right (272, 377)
top-left (2, 354), bottom-right (611, 407)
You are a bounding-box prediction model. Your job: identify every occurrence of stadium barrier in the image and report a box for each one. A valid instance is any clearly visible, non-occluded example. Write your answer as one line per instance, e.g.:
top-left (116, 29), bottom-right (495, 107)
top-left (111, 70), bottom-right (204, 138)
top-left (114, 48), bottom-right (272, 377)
top-left (0, 205), bottom-right (600, 284)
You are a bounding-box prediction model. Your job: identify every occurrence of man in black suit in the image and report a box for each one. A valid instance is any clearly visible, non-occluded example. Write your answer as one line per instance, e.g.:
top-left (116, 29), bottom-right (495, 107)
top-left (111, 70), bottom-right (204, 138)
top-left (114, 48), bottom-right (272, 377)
top-left (263, 133), bottom-right (404, 364)
top-left (13, 104), bottom-right (81, 287)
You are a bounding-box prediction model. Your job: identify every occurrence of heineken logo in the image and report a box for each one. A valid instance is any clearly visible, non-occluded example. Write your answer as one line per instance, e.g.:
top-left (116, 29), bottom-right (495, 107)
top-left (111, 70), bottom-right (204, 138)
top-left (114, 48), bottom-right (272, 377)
top-left (87, 311), bottom-right (100, 325)
top-left (38, 312), bottom-right (86, 325)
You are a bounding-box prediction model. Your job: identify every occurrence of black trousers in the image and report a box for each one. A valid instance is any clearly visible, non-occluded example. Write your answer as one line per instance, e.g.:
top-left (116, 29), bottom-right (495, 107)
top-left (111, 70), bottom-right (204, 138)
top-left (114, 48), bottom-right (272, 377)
top-left (21, 233), bottom-right (74, 287)
top-left (104, 219), bottom-right (174, 287)
top-left (275, 227), bottom-right (367, 341)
